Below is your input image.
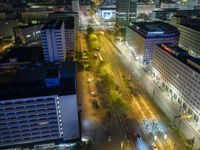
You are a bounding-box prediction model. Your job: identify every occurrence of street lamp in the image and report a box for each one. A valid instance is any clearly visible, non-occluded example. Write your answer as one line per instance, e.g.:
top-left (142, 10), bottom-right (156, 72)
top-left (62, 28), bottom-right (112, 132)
top-left (173, 114), bottom-right (192, 130)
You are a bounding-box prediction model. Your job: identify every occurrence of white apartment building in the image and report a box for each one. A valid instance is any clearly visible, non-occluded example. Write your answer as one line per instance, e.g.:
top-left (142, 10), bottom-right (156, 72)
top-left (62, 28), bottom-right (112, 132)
top-left (41, 20), bottom-right (66, 62)
top-left (152, 44), bottom-right (200, 126)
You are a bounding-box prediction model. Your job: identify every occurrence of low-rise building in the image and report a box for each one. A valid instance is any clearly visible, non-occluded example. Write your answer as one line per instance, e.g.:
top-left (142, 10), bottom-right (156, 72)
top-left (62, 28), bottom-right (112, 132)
top-left (126, 21), bottom-right (179, 64)
top-left (152, 43), bottom-right (200, 128)
top-left (13, 24), bottom-right (43, 44)
top-left (97, 5), bottom-right (116, 22)
top-left (21, 10), bottom-right (54, 23)
top-left (0, 46), bottom-right (44, 69)
top-left (0, 19), bottom-right (19, 37)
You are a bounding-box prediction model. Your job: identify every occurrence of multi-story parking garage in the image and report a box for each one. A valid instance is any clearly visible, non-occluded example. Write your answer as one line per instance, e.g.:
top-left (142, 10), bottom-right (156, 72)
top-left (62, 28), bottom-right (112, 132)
top-left (0, 62), bottom-right (80, 149)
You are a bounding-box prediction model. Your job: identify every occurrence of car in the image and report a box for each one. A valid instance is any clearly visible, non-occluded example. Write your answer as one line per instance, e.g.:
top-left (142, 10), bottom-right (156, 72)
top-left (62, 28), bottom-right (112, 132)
top-left (108, 135), bottom-right (111, 142)
top-left (90, 91), bottom-right (97, 96)
top-left (152, 143), bottom-right (158, 150)
top-left (87, 77), bottom-right (94, 83)
top-left (92, 99), bottom-right (99, 109)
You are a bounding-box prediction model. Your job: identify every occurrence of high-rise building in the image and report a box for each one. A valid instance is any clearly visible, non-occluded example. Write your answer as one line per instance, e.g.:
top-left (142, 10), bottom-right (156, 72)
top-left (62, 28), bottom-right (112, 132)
top-left (41, 20), bottom-right (66, 62)
top-left (151, 43), bottom-right (200, 129)
top-left (116, 0), bottom-right (137, 28)
top-left (49, 14), bottom-right (76, 51)
top-left (126, 21), bottom-right (179, 64)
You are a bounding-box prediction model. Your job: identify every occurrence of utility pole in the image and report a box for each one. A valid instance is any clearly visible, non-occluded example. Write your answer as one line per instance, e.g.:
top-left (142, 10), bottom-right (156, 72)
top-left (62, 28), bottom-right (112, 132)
top-left (190, 137), bottom-right (195, 150)
top-left (153, 88), bottom-right (155, 101)
top-left (127, 0), bottom-right (130, 26)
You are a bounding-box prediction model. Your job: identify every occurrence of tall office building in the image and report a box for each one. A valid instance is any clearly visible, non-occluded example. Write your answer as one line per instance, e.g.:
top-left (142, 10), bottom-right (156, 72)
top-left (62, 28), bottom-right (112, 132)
top-left (126, 21), bottom-right (179, 64)
top-left (116, 0), bottom-right (137, 28)
top-left (41, 20), bottom-right (66, 62)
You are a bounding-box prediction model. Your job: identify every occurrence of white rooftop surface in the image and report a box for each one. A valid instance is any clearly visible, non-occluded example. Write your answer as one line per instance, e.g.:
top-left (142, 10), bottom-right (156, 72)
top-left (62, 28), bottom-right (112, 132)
top-left (59, 95), bottom-right (80, 140)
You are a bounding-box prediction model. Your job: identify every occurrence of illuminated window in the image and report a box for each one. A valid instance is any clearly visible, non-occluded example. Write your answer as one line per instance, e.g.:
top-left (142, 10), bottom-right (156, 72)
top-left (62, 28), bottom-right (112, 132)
top-left (183, 103), bottom-right (187, 110)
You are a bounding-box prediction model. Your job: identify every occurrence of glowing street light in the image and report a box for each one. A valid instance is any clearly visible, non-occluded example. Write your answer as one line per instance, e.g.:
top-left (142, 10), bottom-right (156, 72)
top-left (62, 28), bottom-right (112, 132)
top-left (164, 134), bottom-right (167, 140)
top-left (154, 135), bottom-right (157, 141)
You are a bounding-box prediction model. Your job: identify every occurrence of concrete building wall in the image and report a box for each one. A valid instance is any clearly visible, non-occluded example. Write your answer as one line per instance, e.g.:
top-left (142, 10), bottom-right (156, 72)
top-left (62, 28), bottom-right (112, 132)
top-left (41, 22), bottom-right (66, 62)
top-left (178, 24), bottom-right (200, 56)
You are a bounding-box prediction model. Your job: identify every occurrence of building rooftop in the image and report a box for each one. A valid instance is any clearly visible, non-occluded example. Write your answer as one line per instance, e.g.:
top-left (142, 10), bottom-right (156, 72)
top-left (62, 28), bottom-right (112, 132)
top-left (50, 11), bottom-right (78, 15)
top-left (15, 23), bottom-right (43, 29)
top-left (0, 61), bottom-right (76, 100)
top-left (129, 21), bottom-right (179, 38)
top-left (157, 44), bottom-right (200, 74)
top-left (64, 16), bottom-right (74, 29)
top-left (98, 5), bottom-right (116, 10)
top-left (0, 46), bottom-right (43, 63)
top-left (42, 19), bottom-right (63, 30)
top-left (179, 18), bottom-right (200, 32)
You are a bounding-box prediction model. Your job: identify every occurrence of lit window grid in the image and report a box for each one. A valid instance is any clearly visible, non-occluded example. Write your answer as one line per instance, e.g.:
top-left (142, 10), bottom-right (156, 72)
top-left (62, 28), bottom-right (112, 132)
top-left (152, 46), bottom-right (200, 121)
top-left (0, 96), bottom-right (61, 147)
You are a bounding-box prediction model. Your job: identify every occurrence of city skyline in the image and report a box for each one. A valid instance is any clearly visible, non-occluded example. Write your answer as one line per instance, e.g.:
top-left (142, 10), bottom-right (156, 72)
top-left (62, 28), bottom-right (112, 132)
top-left (0, 0), bottom-right (200, 149)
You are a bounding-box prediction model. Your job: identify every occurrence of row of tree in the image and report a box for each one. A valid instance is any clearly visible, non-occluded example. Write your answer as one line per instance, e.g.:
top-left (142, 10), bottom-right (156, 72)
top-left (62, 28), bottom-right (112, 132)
top-left (86, 25), bottom-right (100, 51)
top-left (97, 62), bottom-right (130, 118)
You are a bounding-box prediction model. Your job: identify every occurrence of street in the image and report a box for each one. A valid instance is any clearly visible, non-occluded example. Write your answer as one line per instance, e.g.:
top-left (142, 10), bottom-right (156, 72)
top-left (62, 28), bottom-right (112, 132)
top-left (97, 34), bottom-right (184, 150)
top-left (78, 10), bottom-right (197, 150)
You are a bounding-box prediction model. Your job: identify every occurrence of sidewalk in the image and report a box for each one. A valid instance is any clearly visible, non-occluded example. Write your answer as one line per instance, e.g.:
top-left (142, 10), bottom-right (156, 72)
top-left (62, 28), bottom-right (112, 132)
top-left (114, 41), bottom-right (200, 149)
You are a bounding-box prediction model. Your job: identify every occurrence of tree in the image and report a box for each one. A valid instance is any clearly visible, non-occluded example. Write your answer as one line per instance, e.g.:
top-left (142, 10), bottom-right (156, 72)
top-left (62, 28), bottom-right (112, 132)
top-left (137, 13), bottom-right (150, 21)
top-left (108, 90), bottom-right (130, 117)
top-left (15, 36), bottom-right (23, 45)
top-left (89, 33), bottom-right (97, 41)
top-left (86, 25), bottom-right (94, 35)
top-left (89, 0), bottom-right (96, 9)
